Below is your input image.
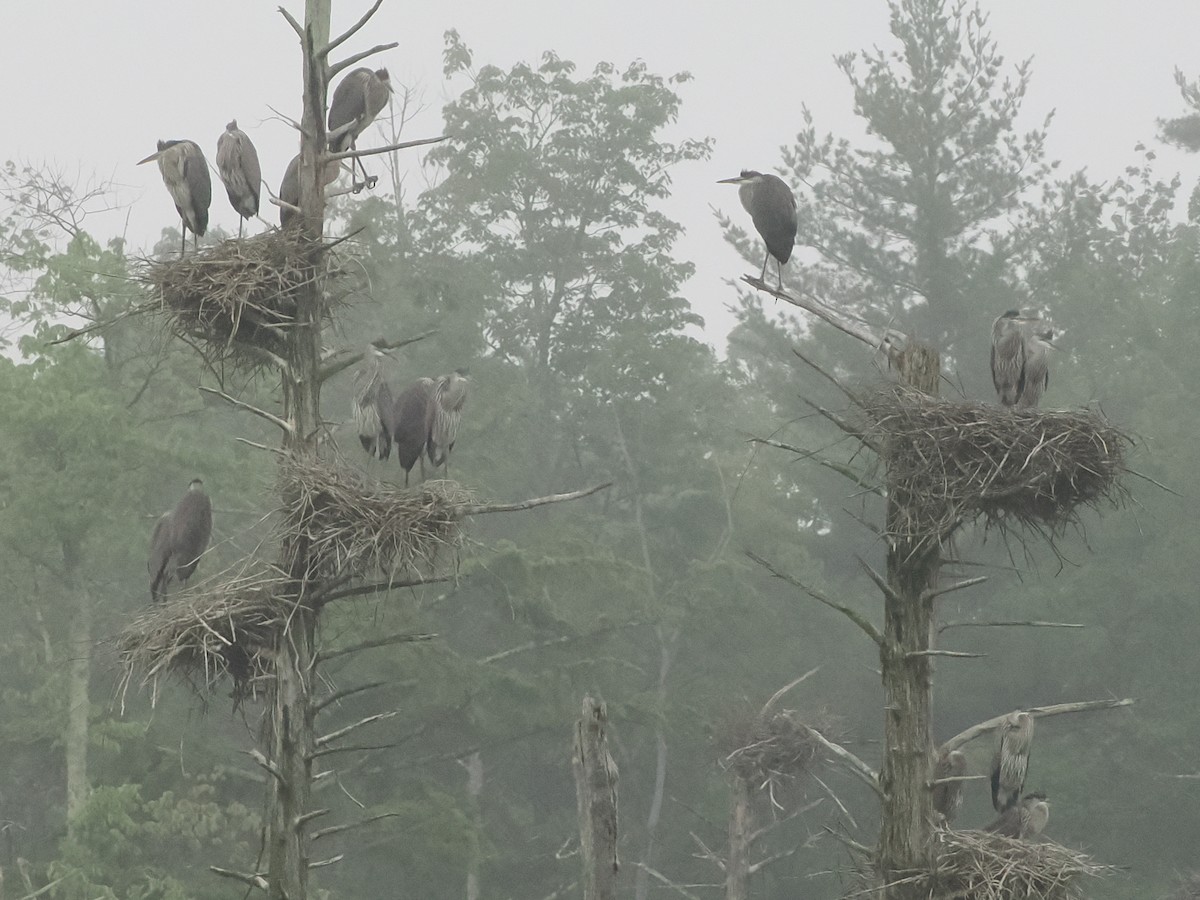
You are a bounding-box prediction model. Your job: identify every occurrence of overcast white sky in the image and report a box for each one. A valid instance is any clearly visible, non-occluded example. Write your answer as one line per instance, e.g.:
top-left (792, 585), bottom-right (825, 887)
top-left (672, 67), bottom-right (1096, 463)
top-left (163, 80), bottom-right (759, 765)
top-left (7, 1), bottom-right (1200, 345)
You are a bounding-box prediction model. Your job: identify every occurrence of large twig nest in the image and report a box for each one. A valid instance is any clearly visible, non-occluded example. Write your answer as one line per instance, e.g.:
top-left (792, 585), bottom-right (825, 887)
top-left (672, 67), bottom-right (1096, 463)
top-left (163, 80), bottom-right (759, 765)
top-left (139, 230), bottom-right (339, 366)
top-left (279, 455), bottom-right (473, 584)
top-left (922, 829), bottom-right (1111, 899)
top-left (862, 385), bottom-right (1131, 541)
top-left (717, 704), bottom-right (834, 788)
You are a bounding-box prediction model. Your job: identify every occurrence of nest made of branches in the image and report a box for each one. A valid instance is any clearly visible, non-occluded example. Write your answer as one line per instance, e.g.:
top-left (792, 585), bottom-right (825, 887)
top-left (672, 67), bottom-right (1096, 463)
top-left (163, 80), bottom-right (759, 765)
top-left (279, 455), bottom-right (473, 584)
top-left (861, 385), bottom-right (1131, 541)
top-left (139, 230), bottom-right (340, 365)
top-left (922, 829), bottom-right (1110, 900)
top-left (116, 568), bottom-right (286, 704)
top-left (718, 704), bottom-right (835, 787)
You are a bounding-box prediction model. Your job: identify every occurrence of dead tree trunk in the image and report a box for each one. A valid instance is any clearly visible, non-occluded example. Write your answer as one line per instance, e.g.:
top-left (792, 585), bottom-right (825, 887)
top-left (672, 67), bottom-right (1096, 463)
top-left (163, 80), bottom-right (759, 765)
top-left (63, 540), bottom-right (91, 836)
top-left (463, 751), bottom-right (483, 900)
top-left (573, 696), bottom-right (619, 900)
top-left (878, 343), bottom-right (940, 898)
top-left (724, 776), bottom-right (752, 900)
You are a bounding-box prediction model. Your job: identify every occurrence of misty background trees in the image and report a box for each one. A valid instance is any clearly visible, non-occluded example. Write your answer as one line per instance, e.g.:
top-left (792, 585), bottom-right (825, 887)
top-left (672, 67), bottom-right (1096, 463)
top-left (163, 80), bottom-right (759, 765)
top-left (1, 0), bottom-right (1197, 897)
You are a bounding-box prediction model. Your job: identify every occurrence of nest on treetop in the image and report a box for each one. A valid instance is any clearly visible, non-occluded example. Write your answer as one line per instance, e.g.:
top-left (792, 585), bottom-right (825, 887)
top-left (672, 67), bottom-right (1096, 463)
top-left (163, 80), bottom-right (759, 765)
top-left (920, 828), bottom-right (1111, 899)
top-left (138, 230), bottom-right (345, 367)
top-left (115, 567), bottom-right (285, 705)
top-left (861, 385), bottom-right (1131, 542)
top-left (278, 455), bottom-right (473, 585)
top-left (717, 703), bottom-right (834, 789)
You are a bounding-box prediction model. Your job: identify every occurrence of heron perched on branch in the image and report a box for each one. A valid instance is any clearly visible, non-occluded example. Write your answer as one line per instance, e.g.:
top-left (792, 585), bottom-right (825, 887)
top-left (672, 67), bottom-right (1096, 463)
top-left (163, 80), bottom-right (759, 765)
top-left (278, 153), bottom-right (340, 229)
top-left (426, 369), bottom-right (470, 476)
top-left (353, 344), bottom-right (395, 460)
top-left (1016, 327), bottom-right (1054, 409)
top-left (328, 67), bottom-right (392, 190)
top-left (393, 377), bottom-right (435, 486)
top-left (992, 711), bottom-right (1035, 813)
top-left (215, 120), bottom-right (261, 237)
top-left (984, 792), bottom-right (1049, 838)
top-left (932, 748), bottom-right (966, 825)
top-left (138, 140), bottom-right (212, 256)
top-left (718, 169), bottom-right (797, 290)
top-left (148, 479), bottom-right (213, 602)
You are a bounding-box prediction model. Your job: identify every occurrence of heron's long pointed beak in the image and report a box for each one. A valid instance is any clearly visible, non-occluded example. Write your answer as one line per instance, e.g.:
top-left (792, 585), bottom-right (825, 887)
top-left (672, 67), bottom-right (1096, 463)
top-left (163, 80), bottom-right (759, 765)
top-left (136, 151), bottom-right (161, 166)
top-left (717, 176), bottom-right (746, 184)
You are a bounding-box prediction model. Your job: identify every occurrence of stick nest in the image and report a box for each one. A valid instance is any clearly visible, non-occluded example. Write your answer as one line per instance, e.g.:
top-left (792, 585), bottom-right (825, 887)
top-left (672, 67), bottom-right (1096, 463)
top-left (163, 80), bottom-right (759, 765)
top-left (921, 829), bottom-right (1110, 899)
top-left (116, 568), bottom-right (285, 704)
top-left (862, 386), bottom-right (1131, 540)
top-left (139, 230), bottom-right (341, 366)
top-left (279, 455), bottom-right (473, 584)
top-left (718, 705), bottom-right (834, 786)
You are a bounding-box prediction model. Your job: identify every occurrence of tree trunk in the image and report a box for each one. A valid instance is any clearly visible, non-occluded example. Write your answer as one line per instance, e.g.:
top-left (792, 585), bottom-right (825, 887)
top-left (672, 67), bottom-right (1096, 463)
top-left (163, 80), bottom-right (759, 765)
top-left (878, 342), bottom-right (940, 899)
top-left (724, 776), bottom-right (752, 900)
top-left (63, 551), bottom-right (91, 835)
top-left (573, 696), bottom-right (619, 900)
top-left (463, 752), bottom-right (483, 900)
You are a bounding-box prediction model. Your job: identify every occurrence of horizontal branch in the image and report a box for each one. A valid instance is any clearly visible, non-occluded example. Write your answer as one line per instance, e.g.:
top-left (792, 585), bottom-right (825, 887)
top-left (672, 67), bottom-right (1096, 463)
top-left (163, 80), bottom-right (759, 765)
top-left (804, 726), bottom-right (883, 798)
top-left (924, 576), bottom-right (989, 601)
top-left (904, 650), bottom-right (985, 659)
top-left (308, 854), bottom-right (343, 870)
top-left (316, 573), bottom-right (455, 607)
top-left (294, 808), bottom-right (330, 829)
top-left (941, 698), bottom-right (1136, 753)
top-left (463, 482), bottom-right (612, 516)
top-left (312, 811), bottom-right (399, 842)
top-left (747, 845), bottom-right (801, 876)
top-left (198, 386), bottom-right (293, 434)
top-left (747, 551), bottom-right (883, 646)
top-left (314, 680), bottom-right (390, 714)
top-left (317, 631), bottom-right (436, 663)
top-left (938, 619), bottom-right (1084, 633)
top-left (750, 437), bottom-right (881, 496)
top-left (326, 134), bottom-right (447, 161)
top-left (210, 866), bottom-right (268, 892)
top-left (309, 741), bottom-right (398, 760)
top-left (316, 711), bottom-right (397, 747)
top-left (317, 330), bottom-right (438, 384)
top-left (329, 41), bottom-right (400, 78)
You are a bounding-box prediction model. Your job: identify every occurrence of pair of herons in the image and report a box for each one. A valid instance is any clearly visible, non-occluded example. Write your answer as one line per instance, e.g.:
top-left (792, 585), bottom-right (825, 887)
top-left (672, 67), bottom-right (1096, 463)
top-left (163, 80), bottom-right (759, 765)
top-left (933, 711), bottom-right (1049, 839)
top-left (721, 170), bottom-right (1056, 408)
top-left (138, 67), bottom-right (392, 254)
top-left (354, 345), bottom-right (470, 485)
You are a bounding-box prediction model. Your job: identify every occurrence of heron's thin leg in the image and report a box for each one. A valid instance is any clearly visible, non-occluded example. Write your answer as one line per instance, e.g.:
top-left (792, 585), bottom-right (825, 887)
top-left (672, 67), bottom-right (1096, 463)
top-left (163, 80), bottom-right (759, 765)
top-left (759, 250), bottom-right (769, 283)
top-left (777, 259), bottom-right (784, 291)
top-left (180, 224), bottom-right (187, 258)
top-left (238, 219), bottom-right (244, 239)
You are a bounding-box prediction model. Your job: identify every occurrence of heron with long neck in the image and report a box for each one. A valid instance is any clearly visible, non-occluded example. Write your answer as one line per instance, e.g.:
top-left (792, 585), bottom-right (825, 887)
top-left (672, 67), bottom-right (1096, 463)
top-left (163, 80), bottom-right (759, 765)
top-left (139, 140), bottom-right (212, 257)
top-left (216, 120), bottom-right (261, 238)
top-left (328, 67), bottom-right (392, 190)
top-left (718, 169), bottom-right (797, 290)
top-left (426, 368), bottom-right (470, 476)
top-left (991, 711), bottom-right (1035, 813)
top-left (148, 479), bottom-right (213, 602)
top-left (353, 344), bottom-right (395, 460)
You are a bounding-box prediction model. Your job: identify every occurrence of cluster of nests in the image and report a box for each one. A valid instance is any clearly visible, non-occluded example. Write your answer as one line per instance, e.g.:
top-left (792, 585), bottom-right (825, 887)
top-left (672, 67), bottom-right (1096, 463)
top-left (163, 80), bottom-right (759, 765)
top-left (117, 455), bottom-right (472, 700)
top-left (861, 384), bottom-right (1131, 542)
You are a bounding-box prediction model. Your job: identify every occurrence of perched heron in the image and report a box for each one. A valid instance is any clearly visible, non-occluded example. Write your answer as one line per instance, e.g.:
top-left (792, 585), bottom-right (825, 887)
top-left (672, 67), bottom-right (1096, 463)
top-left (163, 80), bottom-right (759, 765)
top-left (991, 711), bottom-right (1035, 813)
top-left (393, 377), bottom-right (436, 486)
top-left (1016, 327), bottom-right (1054, 409)
top-left (718, 169), bottom-right (797, 290)
top-left (138, 140), bottom-right (212, 256)
top-left (353, 344), bottom-right (395, 460)
top-left (984, 792), bottom-right (1049, 838)
top-left (148, 479), bottom-right (213, 602)
top-left (278, 153), bottom-right (341, 228)
top-left (426, 368), bottom-right (470, 476)
top-left (215, 120), bottom-right (261, 237)
top-left (328, 67), bottom-right (392, 190)
top-left (990, 310), bottom-right (1027, 406)
top-left (931, 749), bottom-right (966, 825)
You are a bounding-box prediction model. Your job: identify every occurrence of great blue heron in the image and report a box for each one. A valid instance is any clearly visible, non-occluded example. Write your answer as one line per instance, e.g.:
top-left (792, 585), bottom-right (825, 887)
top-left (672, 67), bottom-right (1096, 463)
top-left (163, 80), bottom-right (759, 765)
top-left (278, 153), bottom-right (341, 228)
top-left (1016, 327), bottom-right (1054, 409)
top-left (718, 170), bottom-right (797, 290)
top-left (990, 310), bottom-right (1028, 406)
top-left (393, 377), bottom-right (436, 486)
top-left (216, 120), bottom-right (261, 237)
top-left (138, 140), bottom-right (212, 256)
top-left (148, 479), bottom-right (213, 602)
top-left (426, 369), bottom-right (470, 476)
top-left (991, 711), bottom-right (1035, 813)
top-left (353, 344), bottom-right (395, 460)
top-left (984, 791), bottom-right (1049, 838)
top-left (932, 748), bottom-right (966, 825)
top-left (328, 67), bottom-right (392, 189)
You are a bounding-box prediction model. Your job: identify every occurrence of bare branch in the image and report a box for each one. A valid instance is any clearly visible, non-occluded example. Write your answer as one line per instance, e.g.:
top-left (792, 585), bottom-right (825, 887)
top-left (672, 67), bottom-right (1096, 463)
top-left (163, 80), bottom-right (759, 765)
top-left (312, 811), bottom-right (400, 841)
top-left (314, 680), bottom-right (390, 714)
top-left (294, 808), bottom-right (330, 829)
top-left (464, 483), bottom-right (612, 516)
top-left (750, 437), bottom-right (881, 496)
top-left (198, 386), bottom-right (293, 434)
top-left (320, 0), bottom-right (383, 57)
top-left (938, 619), bottom-right (1084, 633)
top-left (748, 551), bottom-right (883, 646)
top-left (309, 741), bottom-right (398, 760)
top-left (327, 134), bottom-right (448, 161)
top-left (804, 726), bottom-right (883, 798)
top-left (317, 631), bottom-right (436, 663)
top-left (316, 574), bottom-right (455, 606)
top-left (747, 846), bottom-right (801, 876)
top-left (758, 667), bottom-right (821, 718)
top-left (746, 797), bottom-right (823, 844)
top-left (318, 330), bottom-right (438, 383)
top-left (904, 650), bottom-right (985, 659)
top-left (855, 554), bottom-right (899, 604)
top-left (793, 347), bottom-right (863, 408)
top-left (316, 711), bottom-right (397, 747)
top-left (923, 576), bottom-right (988, 601)
top-left (210, 866), bottom-right (268, 892)
top-left (743, 275), bottom-right (900, 358)
top-left (941, 698), bottom-right (1136, 753)
top-left (276, 6), bottom-right (303, 39)
top-left (329, 42), bottom-right (400, 78)
top-left (633, 863), bottom-right (707, 900)
top-left (308, 855), bottom-right (343, 869)
top-left (12, 875), bottom-right (69, 900)
top-left (245, 748), bottom-right (285, 784)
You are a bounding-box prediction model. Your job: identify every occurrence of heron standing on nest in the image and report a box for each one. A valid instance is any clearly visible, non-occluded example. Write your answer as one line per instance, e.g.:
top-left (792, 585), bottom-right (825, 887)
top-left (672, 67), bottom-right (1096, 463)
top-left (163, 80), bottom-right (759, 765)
top-left (932, 748), bottom-right (966, 825)
top-left (328, 67), bottom-right (392, 190)
top-left (991, 711), bottom-right (1035, 812)
top-left (718, 169), bottom-right (797, 290)
top-left (1016, 326), bottom-right (1054, 409)
top-left (138, 140), bottom-right (212, 257)
top-left (149, 479), bottom-right (213, 602)
top-left (985, 791), bottom-right (1049, 838)
top-left (353, 344), bottom-right (395, 460)
top-left (426, 368), bottom-right (470, 477)
top-left (393, 377), bottom-right (435, 486)
top-left (216, 120), bottom-right (261, 237)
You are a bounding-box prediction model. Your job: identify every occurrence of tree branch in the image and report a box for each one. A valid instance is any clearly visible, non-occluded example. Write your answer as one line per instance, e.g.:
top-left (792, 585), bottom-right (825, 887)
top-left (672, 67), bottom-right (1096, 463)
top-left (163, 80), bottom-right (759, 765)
top-left (312, 811), bottom-right (399, 841)
top-left (326, 134), bottom-right (448, 161)
top-left (309, 741), bottom-right (398, 760)
top-left (276, 6), bottom-right (303, 40)
top-left (941, 698), bottom-right (1136, 753)
top-left (904, 650), bottom-right (985, 659)
top-left (316, 573), bottom-right (455, 606)
top-left (245, 748), bottom-right (285, 784)
top-left (804, 727), bottom-right (883, 798)
top-left (463, 483), bottom-right (611, 516)
top-left (329, 42), bottom-right (400, 78)
top-left (314, 680), bottom-right (390, 714)
top-left (633, 863), bottom-right (707, 900)
top-left (750, 437), bottom-right (881, 496)
top-left (923, 576), bottom-right (988, 601)
top-left (210, 866), bottom-right (268, 892)
top-left (198, 386), bottom-right (293, 434)
top-left (316, 631), bottom-right (436, 663)
top-left (319, 0), bottom-right (383, 57)
top-left (855, 554), bottom-right (900, 604)
top-left (308, 855), bottom-right (343, 869)
top-left (747, 846), bottom-right (801, 876)
top-left (316, 711), bottom-right (397, 747)
top-left (937, 619), bottom-right (1084, 633)
top-left (747, 551), bottom-right (883, 646)
top-left (317, 330), bottom-right (438, 384)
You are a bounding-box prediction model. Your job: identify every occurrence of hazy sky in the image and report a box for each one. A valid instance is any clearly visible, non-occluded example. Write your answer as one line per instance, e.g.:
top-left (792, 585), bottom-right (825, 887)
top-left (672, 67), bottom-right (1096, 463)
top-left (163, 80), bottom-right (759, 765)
top-left (7, 0), bottom-right (1200, 344)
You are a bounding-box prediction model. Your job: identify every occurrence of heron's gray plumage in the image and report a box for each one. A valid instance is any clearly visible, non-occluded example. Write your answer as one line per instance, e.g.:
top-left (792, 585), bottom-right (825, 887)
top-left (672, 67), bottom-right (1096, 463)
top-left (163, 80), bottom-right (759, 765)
top-left (393, 377), bottom-right (436, 486)
top-left (1017, 328), bottom-right (1053, 408)
top-left (426, 370), bottom-right (469, 472)
top-left (991, 310), bottom-right (1026, 406)
top-left (719, 169), bottom-right (797, 289)
top-left (216, 120), bottom-right (261, 230)
top-left (141, 139), bottom-right (212, 255)
top-left (932, 749), bottom-right (966, 825)
top-left (328, 68), bottom-right (392, 153)
top-left (278, 153), bottom-right (340, 228)
top-left (991, 711), bottom-right (1034, 813)
top-left (148, 479), bottom-right (213, 602)
top-left (984, 792), bottom-right (1049, 838)
top-left (353, 345), bottom-right (394, 460)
